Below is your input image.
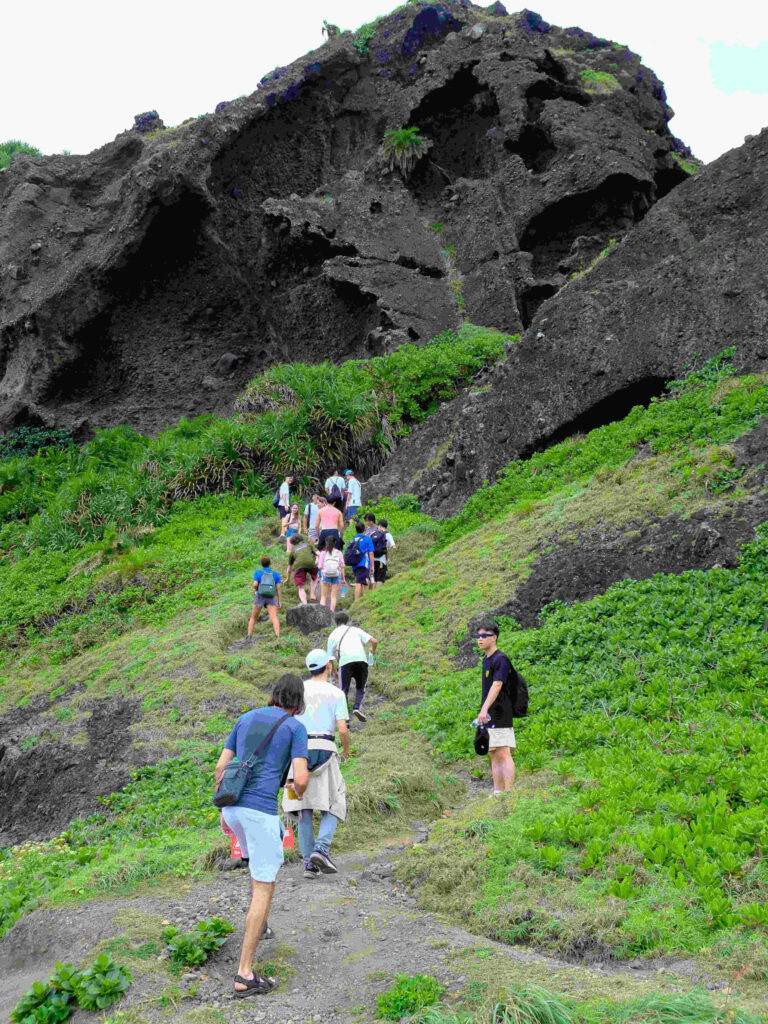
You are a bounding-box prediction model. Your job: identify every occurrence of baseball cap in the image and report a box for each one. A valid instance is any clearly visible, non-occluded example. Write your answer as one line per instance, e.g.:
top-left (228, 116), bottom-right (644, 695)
top-left (344, 468), bottom-right (353, 475)
top-left (305, 649), bottom-right (329, 671)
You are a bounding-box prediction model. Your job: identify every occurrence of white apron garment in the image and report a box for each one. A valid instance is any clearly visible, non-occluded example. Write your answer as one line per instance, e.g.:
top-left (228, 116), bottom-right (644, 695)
top-left (282, 750), bottom-right (347, 821)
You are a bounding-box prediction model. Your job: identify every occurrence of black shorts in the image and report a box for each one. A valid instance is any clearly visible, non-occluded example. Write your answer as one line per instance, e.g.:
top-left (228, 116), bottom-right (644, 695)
top-left (373, 561), bottom-right (387, 583)
top-left (354, 565), bottom-right (371, 585)
top-left (340, 661), bottom-right (369, 690)
top-left (318, 529), bottom-right (341, 549)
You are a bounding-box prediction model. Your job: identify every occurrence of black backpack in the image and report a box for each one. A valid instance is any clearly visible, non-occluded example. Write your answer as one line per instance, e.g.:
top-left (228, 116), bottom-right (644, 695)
top-left (272, 489), bottom-right (282, 508)
top-left (512, 668), bottom-right (529, 718)
top-left (329, 481), bottom-right (343, 502)
top-left (344, 536), bottom-right (363, 565)
top-left (370, 528), bottom-right (387, 557)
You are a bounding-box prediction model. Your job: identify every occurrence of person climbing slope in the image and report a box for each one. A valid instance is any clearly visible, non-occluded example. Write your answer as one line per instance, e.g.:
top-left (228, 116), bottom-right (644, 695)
top-left (326, 610), bottom-right (378, 722)
top-left (288, 533), bottom-right (319, 604)
top-left (249, 555), bottom-right (282, 639)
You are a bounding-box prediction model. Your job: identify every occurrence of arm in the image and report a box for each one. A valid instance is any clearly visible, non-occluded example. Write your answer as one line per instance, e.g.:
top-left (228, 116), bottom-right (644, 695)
top-left (292, 757), bottom-right (309, 796)
top-left (277, 582), bottom-right (282, 608)
top-left (337, 718), bottom-right (350, 758)
top-left (479, 680), bottom-right (503, 724)
top-left (214, 747), bottom-right (235, 786)
top-left (367, 636), bottom-right (378, 653)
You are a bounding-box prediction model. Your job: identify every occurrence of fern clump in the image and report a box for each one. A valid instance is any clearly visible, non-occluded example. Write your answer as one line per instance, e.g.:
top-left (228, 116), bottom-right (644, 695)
top-left (381, 125), bottom-right (427, 177)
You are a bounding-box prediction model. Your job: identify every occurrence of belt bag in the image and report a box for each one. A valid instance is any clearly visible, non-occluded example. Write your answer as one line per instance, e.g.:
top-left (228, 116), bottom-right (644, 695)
top-left (213, 713), bottom-right (291, 808)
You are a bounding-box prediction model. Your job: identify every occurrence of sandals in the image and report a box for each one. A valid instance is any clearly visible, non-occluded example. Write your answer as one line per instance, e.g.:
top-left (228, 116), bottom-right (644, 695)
top-left (234, 974), bottom-right (277, 998)
top-left (261, 923), bottom-right (275, 940)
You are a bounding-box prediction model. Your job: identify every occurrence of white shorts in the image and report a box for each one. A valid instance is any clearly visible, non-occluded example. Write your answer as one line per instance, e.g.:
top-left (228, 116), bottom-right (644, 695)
top-left (488, 727), bottom-right (516, 751)
top-left (222, 806), bottom-right (284, 882)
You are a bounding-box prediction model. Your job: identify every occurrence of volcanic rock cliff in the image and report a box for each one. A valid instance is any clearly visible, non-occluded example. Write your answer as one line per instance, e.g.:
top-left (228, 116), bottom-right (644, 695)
top-left (0, 2), bottom-right (688, 436)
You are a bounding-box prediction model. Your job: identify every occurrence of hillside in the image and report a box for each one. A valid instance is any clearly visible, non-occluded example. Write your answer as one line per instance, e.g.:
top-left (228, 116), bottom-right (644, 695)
top-left (0, 0), bottom-right (690, 437)
top-left (1, 342), bottom-right (767, 1022)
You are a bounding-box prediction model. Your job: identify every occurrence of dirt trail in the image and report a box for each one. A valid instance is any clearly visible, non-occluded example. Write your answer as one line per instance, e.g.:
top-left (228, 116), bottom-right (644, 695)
top-left (1, 826), bottom-right (718, 1024)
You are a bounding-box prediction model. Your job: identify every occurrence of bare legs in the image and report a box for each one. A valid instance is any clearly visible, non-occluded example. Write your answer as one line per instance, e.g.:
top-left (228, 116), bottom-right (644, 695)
top-left (249, 606), bottom-right (280, 638)
top-left (234, 880), bottom-right (275, 989)
top-left (489, 747), bottom-right (515, 792)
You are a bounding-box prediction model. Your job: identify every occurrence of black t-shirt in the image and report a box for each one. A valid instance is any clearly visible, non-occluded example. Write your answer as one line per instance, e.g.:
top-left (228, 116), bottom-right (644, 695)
top-left (481, 650), bottom-right (517, 728)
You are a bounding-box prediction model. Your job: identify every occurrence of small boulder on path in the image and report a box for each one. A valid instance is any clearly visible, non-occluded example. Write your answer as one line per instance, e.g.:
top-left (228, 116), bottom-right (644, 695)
top-left (286, 603), bottom-right (334, 635)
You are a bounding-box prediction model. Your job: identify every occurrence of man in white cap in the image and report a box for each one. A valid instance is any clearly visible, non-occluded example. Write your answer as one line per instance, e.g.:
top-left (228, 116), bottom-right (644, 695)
top-left (282, 649), bottom-right (350, 877)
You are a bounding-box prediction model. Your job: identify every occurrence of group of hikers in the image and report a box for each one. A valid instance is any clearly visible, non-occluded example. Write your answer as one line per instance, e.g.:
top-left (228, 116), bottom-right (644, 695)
top-left (250, 468), bottom-right (396, 638)
top-left (214, 602), bottom-right (520, 999)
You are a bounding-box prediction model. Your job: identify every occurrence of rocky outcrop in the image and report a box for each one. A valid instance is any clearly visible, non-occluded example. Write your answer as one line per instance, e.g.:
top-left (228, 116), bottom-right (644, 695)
top-left (0, 2), bottom-right (686, 436)
top-left (367, 125), bottom-right (768, 515)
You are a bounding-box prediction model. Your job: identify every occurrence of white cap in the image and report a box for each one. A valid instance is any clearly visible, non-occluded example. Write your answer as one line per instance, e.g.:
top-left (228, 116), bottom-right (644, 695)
top-left (305, 648), bottom-right (329, 671)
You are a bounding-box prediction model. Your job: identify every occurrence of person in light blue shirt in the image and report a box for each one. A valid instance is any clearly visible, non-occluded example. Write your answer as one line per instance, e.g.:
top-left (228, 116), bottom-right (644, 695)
top-left (343, 469), bottom-right (362, 521)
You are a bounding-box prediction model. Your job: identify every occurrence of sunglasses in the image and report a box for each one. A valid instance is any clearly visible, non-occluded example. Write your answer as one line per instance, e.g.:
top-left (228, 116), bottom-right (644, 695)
top-left (475, 632), bottom-right (495, 639)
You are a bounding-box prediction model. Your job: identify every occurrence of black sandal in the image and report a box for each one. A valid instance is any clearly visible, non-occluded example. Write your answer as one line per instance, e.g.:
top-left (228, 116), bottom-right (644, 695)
top-left (234, 974), bottom-right (276, 998)
top-left (261, 923), bottom-right (275, 940)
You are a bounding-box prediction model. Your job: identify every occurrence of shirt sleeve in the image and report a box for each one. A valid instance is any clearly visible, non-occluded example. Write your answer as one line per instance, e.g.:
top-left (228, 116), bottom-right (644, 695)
top-left (292, 722), bottom-right (309, 761)
top-left (359, 629), bottom-right (372, 646)
top-left (335, 691), bottom-right (349, 721)
top-left (224, 721), bottom-right (239, 753)
top-left (253, 570), bottom-right (260, 582)
top-left (274, 571), bottom-right (282, 584)
top-left (387, 533), bottom-right (395, 548)
top-left (493, 654), bottom-right (510, 685)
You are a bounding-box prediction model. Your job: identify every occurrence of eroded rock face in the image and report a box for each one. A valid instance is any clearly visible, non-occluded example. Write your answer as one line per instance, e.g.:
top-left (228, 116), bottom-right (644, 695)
top-left (0, 2), bottom-right (683, 435)
top-left (367, 126), bottom-right (768, 515)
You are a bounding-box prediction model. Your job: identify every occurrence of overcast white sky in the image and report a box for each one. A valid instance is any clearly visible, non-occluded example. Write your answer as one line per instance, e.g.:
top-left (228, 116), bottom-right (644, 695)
top-left (3, 1), bottom-right (767, 164)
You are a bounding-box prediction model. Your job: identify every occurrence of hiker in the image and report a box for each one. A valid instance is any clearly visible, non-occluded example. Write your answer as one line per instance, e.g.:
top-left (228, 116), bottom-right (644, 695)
top-left (288, 533), bottom-right (319, 604)
top-left (276, 473), bottom-right (293, 520)
top-left (343, 469), bottom-right (362, 521)
top-left (315, 495), bottom-right (345, 549)
top-left (327, 610), bottom-right (378, 722)
top-left (373, 517), bottom-right (396, 587)
top-left (475, 619), bottom-right (517, 795)
top-left (280, 502), bottom-right (301, 540)
top-left (303, 493), bottom-right (321, 543)
top-left (345, 519), bottom-right (374, 600)
top-left (324, 468), bottom-right (346, 512)
top-left (215, 674), bottom-right (309, 998)
top-left (249, 555), bottom-right (282, 639)
top-left (282, 649), bottom-right (349, 878)
top-left (318, 534), bottom-right (345, 611)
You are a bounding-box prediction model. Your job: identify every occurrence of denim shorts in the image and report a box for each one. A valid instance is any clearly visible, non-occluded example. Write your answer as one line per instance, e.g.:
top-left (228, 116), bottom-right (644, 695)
top-left (323, 574), bottom-right (342, 585)
top-left (221, 806), bottom-right (284, 882)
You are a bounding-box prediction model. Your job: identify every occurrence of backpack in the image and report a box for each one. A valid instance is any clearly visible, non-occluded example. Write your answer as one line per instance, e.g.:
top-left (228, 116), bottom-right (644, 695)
top-left (344, 536), bottom-right (363, 566)
top-left (323, 548), bottom-right (342, 577)
top-left (328, 481), bottom-right (343, 502)
top-left (272, 489), bottom-right (281, 508)
top-left (257, 569), bottom-right (277, 597)
top-left (370, 528), bottom-right (387, 557)
top-left (512, 668), bottom-right (529, 718)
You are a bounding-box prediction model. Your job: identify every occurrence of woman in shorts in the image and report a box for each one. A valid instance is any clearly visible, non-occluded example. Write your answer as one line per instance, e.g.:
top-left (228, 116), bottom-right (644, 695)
top-left (317, 535), bottom-right (345, 612)
top-left (281, 502), bottom-right (301, 539)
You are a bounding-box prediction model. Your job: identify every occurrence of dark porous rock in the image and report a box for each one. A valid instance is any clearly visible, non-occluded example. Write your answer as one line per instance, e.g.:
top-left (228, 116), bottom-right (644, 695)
top-left (454, 494), bottom-right (768, 667)
top-left (286, 602), bottom-right (335, 635)
top-left (732, 419), bottom-right (768, 489)
top-left (0, 2), bottom-right (685, 436)
top-left (368, 129), bottom-right (768, 517)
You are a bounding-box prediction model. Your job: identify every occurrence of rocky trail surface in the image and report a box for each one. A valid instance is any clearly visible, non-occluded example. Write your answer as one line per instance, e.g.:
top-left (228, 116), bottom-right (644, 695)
top-left (1, 790), bottom-right (729, 1024)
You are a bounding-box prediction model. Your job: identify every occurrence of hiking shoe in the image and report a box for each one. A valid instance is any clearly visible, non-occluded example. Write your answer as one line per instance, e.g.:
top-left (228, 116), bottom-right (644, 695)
top-left (303, 863), bottom-right (321, 879)
top-left (310, 850), bottom-right (338, 874)
top-left (353, 707), bottom-right (367, 722)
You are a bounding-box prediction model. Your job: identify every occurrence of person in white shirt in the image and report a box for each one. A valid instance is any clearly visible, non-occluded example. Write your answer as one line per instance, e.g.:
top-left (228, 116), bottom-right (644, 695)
top-left (343, 469), bottom-right (362, 522)
top-left (324, 470), bottom-right (346, 512)
top-left (282, 650), bottom-right (350, 877)
top-left (277, 474), bottom-right (293, 520)
top-left (373, 517), bottom-right (396, 588)
top-left (303, 494), bottom-right (321, 542)
top-left (326, 611), bottom-right (378, 722)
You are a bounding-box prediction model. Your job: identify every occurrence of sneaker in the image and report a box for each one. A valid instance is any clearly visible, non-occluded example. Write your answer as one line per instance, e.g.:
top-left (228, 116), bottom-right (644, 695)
top-left (353, 707), bottom-right (367, 722)
top-left (303, 863), bottom-right (321, 879)
top-left (309, 850), bottom-right (338, 874)
top-left (260, 923), bottom-right (275, 940)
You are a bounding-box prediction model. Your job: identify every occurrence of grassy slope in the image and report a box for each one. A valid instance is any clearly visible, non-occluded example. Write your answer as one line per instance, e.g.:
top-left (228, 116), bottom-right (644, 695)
top-left (2, 355), bottom-right (768, 1021)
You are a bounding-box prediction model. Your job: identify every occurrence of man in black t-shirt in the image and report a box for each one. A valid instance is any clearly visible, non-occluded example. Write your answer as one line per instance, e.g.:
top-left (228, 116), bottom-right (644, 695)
top-left (476, 618), bottom-right (517, 795)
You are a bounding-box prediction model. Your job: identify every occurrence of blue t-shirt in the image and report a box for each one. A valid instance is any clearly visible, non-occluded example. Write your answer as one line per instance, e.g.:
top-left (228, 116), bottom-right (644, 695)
top-left (224, 707), bottom-right (308, 815)
top-left (253, 568), bottom-right (282, 585)
top-left (353, 534), bottom-right (374, 569)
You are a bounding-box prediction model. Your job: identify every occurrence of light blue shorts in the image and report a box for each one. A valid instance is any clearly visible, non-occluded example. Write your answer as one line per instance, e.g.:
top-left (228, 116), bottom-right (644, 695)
top-left (222, 806), bottom-right (284, 882)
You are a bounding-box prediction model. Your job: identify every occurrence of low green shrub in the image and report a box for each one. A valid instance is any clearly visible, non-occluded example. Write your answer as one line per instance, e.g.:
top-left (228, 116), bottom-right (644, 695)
top-left (0, 140), bottom-right (43, 169)
top-left (375, 973), bottom-right (444, 1020)
top-left (10, 955), bottom-right (131, 1022)
top-left (162, 917), bottom-right (234, 968)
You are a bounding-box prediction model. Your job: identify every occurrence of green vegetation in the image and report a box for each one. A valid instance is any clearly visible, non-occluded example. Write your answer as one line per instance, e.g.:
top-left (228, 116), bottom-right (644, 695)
top-left (569, 237), bottom-right (617, 280)
top-left (162, 918), bottom-right (234, 969)
top-left (0, 426), bottom-right (73, 461)
top-left (0, 139), bottom-right (43, 170)
top-left (11, 955), bottom-right (131, 1022)
top-left (381, 125), bottom-right (426, 177)
top-left (579, 69), bottom-right (621, 95)
top-left (673, 152), bottom-right (703, 176)
top-left (376, 974), bottom-right (444, 1020)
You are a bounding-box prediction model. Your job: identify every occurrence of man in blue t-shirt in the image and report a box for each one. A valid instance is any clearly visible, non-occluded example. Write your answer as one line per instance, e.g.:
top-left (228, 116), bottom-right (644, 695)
top-left (249, 555), bottom-right (282, 639)
top-left (214, 675), bottom-right (309, 999)
top-left (349, 519), bottom-right (374, 600)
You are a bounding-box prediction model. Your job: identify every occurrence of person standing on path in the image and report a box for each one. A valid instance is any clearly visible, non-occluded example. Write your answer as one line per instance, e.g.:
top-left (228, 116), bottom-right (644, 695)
top-left (324, 468), bottom-right (346, 512)
top-left (303, 494), bottom-right (321, 543)
top-left (276, 473), bottom-right (293, 521)
top-left (317, 534), bottom-right (345, 611)
top-left (346, 519), bottom-right (374, 601)
top-left (343, 469), bottom-right (362, 521)
top-left (282, 649), bottom-right (349, 878)
top-left (326, 610), bottom-right (378, 722)
top-left (373, 517), bottom-right (396, 588)
top-left (214, 675), bottom-right (309, 998)
top-left (315, 496), bottom-right (345, 550)
top-left (249, 556), bottom-right (282, 639)
top-left (280, 502), bottom-right (301, 540)
top-left (475, 619), bottom-right (517, 795)
top-left (288, 534), bottom-right (319, 604)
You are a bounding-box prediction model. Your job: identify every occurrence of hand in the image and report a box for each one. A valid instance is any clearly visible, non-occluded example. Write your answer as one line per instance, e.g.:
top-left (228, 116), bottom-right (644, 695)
top-left (478, 710), bottom-right (490, 725)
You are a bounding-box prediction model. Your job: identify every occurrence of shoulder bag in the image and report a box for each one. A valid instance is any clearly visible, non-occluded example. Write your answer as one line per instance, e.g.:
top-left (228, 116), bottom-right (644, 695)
top-left (213, 713), bottom-right (291, 808)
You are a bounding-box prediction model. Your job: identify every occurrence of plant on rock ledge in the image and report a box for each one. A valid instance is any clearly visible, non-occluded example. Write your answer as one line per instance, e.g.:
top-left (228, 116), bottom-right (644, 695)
top-left (381, 125), bottom-right (427, 178)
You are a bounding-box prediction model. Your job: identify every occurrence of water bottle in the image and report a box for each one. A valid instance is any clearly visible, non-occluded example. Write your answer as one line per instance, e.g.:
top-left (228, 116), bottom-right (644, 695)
top-left (341, 583), bottom-right (347, 598)
top-left (470, 718), bottom-right (480, 728)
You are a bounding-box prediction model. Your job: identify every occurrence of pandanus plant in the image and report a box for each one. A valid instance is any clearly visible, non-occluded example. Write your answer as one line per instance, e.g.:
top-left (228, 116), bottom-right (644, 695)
top-left (381, 125), bottom-right (428, 179)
